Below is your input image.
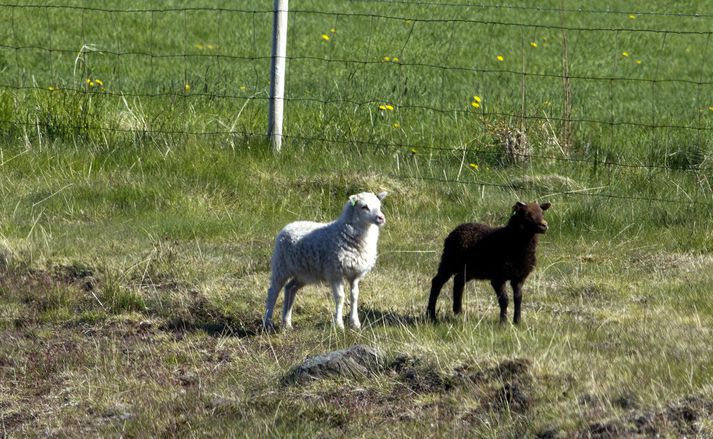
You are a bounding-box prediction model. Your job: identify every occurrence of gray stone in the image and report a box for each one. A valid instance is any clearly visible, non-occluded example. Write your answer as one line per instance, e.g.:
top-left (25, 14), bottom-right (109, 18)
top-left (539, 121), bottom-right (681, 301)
top-left (283, 344), bottom-right (384, 385)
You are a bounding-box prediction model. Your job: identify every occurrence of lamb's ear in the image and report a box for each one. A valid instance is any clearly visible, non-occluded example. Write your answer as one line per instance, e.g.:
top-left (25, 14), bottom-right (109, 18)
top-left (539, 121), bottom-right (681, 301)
top-left (540, 202), bottom-right (551, 211)
top-left (376, 191), bottom-right (388, 201)
top-left (512, 201), bottom-right (526, 211)
top-left (349, 195), bottom-right (358, 207)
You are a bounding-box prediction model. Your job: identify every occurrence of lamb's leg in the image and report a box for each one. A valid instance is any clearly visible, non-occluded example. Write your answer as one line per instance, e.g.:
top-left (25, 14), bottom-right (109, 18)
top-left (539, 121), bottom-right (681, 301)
top-left (281, 279), bottom-right (303, 330)
top-left (331, 281), bottom-right (346, 330)
top-left (349, 278), bottom-right (361, 329)
top-left (452, 269), bottom-right (466, 315)
top-left (491, 279), bottom-right (508, 323)
top-left (427, 268), bottom-right (452, 321)
top-left (264, 273), bottom-right (288, 330)
top-left (511, 279), bottom-right (524, 325)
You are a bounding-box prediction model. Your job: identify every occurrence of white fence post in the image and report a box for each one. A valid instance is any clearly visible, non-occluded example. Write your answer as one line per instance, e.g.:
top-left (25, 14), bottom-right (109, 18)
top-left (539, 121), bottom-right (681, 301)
top-left (268, 0), bottom-right (289, 152)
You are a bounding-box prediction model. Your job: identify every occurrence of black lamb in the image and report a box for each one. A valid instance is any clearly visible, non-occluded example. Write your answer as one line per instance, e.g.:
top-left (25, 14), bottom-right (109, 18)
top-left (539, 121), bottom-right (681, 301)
top-left (427, 201), bottom-right (551, 324)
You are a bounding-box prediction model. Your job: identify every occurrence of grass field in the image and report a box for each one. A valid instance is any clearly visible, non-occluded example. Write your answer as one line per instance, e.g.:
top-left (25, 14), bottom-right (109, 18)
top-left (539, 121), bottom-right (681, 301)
top-left (1, 0), bottom-right (713, 437)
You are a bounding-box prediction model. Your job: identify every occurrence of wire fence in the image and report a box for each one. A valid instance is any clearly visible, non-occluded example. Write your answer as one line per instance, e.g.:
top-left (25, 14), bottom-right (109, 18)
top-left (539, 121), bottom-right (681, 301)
top-left (1, 1), bottom-right (712, 206)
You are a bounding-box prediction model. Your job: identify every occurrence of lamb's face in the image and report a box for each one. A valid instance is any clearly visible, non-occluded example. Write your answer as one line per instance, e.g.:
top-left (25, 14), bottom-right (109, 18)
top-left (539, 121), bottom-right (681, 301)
top-left (349, 192), bottom-right (387, 227)
top-left (511, 201), bottom-right (551, 233)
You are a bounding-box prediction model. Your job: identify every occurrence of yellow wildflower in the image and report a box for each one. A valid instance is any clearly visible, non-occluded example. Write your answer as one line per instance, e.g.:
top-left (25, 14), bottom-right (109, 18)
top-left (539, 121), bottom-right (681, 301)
top-left (628, 14), bottom-right (636, 19)
top-left (195, 43), bottom-right (204, 49)
top-left (469, 163), bottom-right (479, 171)
top-left (94, 79), bottom-right (103, 86)
top-left (321, 34), bottom-right (330, 41)
top-left (392, 57), bottom-right (399, 63)
top-left (379, 104), bottom-right (387, 111)
top-left (496, 55), bottom-right (504, 62)
top-left (410, 148), bottom-right (417, 154)
top-left (392, 122), bottom-right (400, 128)
top-left (473, 95), bottom-right (481, 103)
top-left (471, 102), bottom-right (480, 109)
top-left (184, 83), bottom-right (191, 93)
top-left (48, 86), bottom-right (55, 91)
top-left (206, 44), bottom-right (217, 50)
top-left (635, 59), bottom-right (642, 65)
top-left (383, 56), bottom-right (391, 62)
top-left (709, 106), bottom-right (713, 111)
top-left (385, 104), bottom-right (394, 111)
top-left (622, 51), bottom-right (630, 57)
top-left (239, 85), bottom-right (247, 91)
top-left (530, 41), bottom-right (538, 48)
top-left (329, 28), bottom-right (336, 33)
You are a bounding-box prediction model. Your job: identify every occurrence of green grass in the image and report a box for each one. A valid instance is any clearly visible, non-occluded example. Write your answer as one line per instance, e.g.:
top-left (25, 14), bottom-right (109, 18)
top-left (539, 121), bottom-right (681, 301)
top-left (1, 0), bottom-right (713, 437)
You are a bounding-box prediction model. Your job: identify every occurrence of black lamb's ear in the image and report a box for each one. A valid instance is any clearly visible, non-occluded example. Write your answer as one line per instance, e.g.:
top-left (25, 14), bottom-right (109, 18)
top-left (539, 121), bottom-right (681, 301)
top-left (513, 201), bottom-right (526, 212)
top-left (540, 202), bottom-right (551, 211)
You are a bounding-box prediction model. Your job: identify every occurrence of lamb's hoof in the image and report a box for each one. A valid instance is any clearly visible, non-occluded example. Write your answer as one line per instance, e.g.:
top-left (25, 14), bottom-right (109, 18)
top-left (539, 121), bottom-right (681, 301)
top-left (261, 322), bottom-right (277, 333)
top-left (350, 320), bottom-right (362, 330)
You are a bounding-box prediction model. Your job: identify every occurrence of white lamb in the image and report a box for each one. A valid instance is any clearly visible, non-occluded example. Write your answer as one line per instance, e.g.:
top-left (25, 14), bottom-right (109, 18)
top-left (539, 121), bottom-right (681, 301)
top-left (262, 191), bottom-right (388, 330)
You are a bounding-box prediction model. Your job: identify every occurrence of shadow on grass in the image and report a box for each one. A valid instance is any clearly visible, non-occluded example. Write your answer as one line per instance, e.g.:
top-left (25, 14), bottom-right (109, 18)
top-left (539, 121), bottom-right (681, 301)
top-left (360, 307), bottom-right (425, 328)
top-left (161, 317), bottom-right (260, 338)
top-left (159, 295), bottom-right (261, 338)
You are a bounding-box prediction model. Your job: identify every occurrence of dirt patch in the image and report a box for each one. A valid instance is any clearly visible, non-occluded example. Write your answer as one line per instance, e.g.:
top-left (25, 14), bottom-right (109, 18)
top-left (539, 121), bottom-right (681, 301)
top-left (578, 391), bottom-right (713, 438)
top-left (389, 354), bottom-right (454, 393)
top-left (457, 358), bottom-right (534, 413)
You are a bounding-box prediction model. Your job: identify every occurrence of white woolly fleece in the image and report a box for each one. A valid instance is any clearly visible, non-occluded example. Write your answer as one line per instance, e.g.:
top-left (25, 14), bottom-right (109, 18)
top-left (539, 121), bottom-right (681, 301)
top-left (263, 191), bottom-right (387, 330)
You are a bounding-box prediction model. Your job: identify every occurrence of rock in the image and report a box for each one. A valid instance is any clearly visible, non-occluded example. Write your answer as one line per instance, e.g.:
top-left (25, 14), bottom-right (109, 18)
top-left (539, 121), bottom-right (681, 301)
top-left (283, 345), bottom-right (384, 385)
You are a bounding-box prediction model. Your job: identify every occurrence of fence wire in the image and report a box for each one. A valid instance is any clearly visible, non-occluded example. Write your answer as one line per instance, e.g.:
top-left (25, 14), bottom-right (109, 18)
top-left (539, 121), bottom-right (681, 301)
top-left (0, 2), bottom-right (712, 207)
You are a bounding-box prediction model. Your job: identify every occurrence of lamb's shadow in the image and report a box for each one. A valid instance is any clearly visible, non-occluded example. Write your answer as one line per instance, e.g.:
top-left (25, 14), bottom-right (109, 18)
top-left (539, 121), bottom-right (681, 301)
top-left (360, 307), bottom-right (424, 328)
top-left (161, 316), bottom-right (261, 338)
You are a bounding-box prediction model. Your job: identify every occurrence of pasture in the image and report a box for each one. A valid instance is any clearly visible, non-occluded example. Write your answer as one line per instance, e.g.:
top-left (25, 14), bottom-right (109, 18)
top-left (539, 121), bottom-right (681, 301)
top-left (1, 0), bottom-right (712, 436)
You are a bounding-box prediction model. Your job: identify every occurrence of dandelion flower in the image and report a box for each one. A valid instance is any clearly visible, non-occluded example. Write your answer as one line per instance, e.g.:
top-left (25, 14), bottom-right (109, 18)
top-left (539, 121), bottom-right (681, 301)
top-left (410, 148), bottom-right (417, 154)
top-left (473, 95), bottom-right (482, 103)
top-left (379, 104), bottom-right (387, 111)
top-left (94, 79), bottom-right (103, 86)
top-left (392, 122), bottom-right (400, 128)
top-left (469, 163), bottom-right (479, 171)
top-left (330, 28), bottom-right (336, 33)
top-left (206, 44), bottom-right (217, 50)
top-left (622, 51), bottom-right (630, 57)
top-left (392, 57), bottom-right (399, 63)
top-left (184, 83), bottom-right (191, 93)
top-left (239, 85), bottom-right (247, 91)
top-left (48, 86), bottom-right (55, 91)
top-left (321, 34), bottom-right (330, 41)
top-left (383, 56), bottom-right (391, 62)
top-left (628, 14), bottom-right (636, 19)
top-left (385, 104), bottom-right (394, 111)
top-left (530, 41), bottom-right (538, 48)
top-left (635, 59), bottom-right (642, 65)
top-left (709, 106), bottom-right (713, 111)
top-left (496, 55), bottom-right (504, 62)
top-left (471, 102), bottom-right (480, 109)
